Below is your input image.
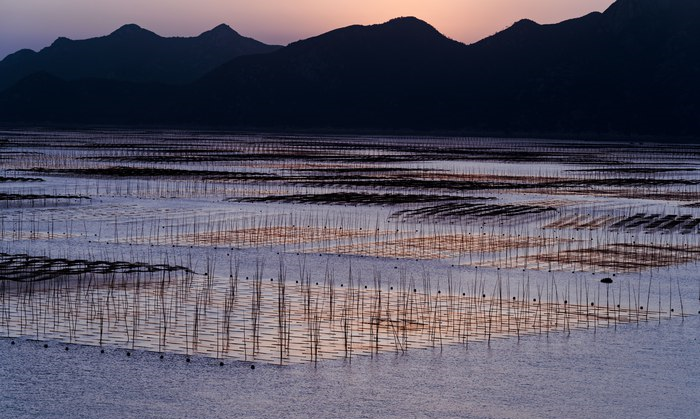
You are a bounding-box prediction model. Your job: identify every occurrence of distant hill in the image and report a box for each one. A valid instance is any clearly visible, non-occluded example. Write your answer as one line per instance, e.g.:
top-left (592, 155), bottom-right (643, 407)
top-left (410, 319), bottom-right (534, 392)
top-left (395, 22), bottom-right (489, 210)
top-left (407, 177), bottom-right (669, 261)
top-left (0, 23), bottom-right (281, 90)
top-left (186, 17), bottom-right (470, 127)
top-left (1, 0), bottom-right (699, 140)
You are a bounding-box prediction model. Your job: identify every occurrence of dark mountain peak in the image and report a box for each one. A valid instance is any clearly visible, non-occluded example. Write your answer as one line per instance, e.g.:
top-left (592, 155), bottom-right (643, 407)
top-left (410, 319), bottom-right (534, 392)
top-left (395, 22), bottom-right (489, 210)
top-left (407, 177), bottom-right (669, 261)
top-left (383, 16), bottom-right (430, 27)
top-left (512, 18), bottom-right (540, 28)
top-left (110, 24), bottom-right (159, 38)
top-left (112, 23), bottom-right (143, 33)
top-left (199, 23), bottom-right (240, 40)
top-left (3, 48), bottom-right (37, 61)
top-left (210, 24), bottom-right (236, 35)
top-left (282, 15), bottom-right (461, 57)
top-left (472, 17), bottom-right (543, 48)
top-left (503, 18), bottom-right (542, 36)
top-left (376, 16), bottom-right (445, 38)
top-left (50, 37), bottom-right (72, 47)
top-left (355, 16), bottom-right (457, 46)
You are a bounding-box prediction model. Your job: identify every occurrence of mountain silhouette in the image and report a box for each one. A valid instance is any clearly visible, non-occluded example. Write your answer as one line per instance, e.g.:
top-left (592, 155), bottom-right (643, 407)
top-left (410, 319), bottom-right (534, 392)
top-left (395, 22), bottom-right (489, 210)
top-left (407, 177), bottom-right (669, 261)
top-left (0, 24), bottom-right (280, 91)
top-left (1, 0), bottom-right (699, 139)
top-left (186, 17), bottom-right (469, 127)
top-left (186, 1), bottom-right (700, 136)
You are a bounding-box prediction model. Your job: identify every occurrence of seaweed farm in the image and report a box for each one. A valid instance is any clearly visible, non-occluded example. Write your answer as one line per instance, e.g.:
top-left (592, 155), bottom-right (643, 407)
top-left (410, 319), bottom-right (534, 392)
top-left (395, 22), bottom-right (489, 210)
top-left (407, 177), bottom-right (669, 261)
top-left (2, 130), bottom-right (700, 371)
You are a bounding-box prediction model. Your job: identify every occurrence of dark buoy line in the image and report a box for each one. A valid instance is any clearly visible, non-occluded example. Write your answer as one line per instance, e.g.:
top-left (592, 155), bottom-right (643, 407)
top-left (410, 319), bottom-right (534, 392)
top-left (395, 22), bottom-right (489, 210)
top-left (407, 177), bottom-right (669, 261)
top-left (17, 345), bottom-right (240, 365)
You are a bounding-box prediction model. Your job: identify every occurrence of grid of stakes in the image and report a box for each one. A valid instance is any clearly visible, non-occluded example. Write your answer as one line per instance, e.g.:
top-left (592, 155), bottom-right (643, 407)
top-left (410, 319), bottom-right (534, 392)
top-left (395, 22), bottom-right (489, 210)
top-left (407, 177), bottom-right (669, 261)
top-left (0, 131), bottom-right (699, 364)
top-left (0, 257), bottom-right (684, 365)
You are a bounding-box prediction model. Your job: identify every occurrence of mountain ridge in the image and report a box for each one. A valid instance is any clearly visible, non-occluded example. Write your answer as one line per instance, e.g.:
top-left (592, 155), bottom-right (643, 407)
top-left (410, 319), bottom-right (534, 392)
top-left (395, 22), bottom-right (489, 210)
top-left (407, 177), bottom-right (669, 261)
top-left (108, 24), bottom-right (158, 38)
top-left (1, 0), bottom-right (698, 140)
top-left (0, 24), bottom-right (281, 90)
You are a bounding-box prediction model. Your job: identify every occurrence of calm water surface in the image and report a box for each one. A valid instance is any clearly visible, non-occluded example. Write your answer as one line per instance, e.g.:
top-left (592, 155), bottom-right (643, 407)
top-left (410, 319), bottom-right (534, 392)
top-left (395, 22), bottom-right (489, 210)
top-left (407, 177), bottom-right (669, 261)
top-left (2, 316), bottom-right (698, 419)
top-left (1, 133), bottom-right (699, 418)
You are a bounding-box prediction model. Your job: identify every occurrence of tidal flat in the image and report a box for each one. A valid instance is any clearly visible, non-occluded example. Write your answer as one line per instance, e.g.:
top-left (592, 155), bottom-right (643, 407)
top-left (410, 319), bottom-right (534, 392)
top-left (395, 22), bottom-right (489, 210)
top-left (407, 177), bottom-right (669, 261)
top-left (1, 130), bottom-right (699, 418)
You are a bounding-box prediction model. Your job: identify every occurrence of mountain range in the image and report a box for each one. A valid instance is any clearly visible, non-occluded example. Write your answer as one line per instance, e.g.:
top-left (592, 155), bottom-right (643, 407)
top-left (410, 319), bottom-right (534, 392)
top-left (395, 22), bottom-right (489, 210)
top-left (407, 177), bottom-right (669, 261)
top-left (0, 0), bottom-right (698, 140)
top-left (0, 24), bottom-right (280, 91)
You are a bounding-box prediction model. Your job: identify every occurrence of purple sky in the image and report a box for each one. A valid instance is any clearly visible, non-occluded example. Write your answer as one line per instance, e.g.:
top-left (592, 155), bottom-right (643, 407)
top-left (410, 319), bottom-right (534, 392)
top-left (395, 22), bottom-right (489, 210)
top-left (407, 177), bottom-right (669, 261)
top-left (0, 0), bottom-right (616, 60)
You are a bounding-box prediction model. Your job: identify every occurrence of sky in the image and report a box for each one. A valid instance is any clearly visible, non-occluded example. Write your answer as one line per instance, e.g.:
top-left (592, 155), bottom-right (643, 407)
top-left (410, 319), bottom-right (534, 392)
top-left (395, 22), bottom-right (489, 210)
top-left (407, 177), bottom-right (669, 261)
top-left (0, 0), bottom-right (616, 60)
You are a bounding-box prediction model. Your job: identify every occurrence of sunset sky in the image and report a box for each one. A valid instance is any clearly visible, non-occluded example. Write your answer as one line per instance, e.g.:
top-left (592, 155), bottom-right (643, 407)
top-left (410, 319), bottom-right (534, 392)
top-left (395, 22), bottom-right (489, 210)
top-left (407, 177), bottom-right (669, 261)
top-left (0, 0), bottom-right (615, 59)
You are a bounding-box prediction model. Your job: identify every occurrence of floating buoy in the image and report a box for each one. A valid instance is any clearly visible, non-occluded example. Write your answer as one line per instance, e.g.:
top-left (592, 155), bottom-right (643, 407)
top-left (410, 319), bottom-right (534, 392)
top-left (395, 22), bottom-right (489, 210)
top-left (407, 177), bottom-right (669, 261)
top-left (600, 277), bottom-right (613, 284)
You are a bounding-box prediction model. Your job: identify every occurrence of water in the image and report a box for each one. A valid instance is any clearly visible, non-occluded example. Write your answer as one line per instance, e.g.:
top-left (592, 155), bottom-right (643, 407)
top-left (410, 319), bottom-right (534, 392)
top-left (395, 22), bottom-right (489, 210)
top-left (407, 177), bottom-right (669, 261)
top-left (1, 131), bottom-right (700, 417)
top-left (2, 315), bottom-right (698, 419)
